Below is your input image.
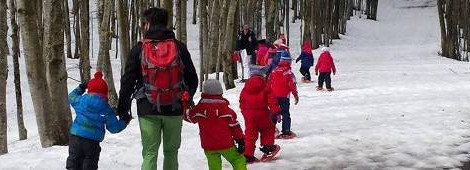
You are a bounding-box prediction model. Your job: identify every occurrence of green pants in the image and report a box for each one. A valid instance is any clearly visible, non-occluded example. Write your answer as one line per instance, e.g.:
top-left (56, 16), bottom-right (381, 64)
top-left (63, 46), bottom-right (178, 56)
top-left (204, 147), bottom-right (247, 170)
top-left (139, 115), bottom-right (183, 170)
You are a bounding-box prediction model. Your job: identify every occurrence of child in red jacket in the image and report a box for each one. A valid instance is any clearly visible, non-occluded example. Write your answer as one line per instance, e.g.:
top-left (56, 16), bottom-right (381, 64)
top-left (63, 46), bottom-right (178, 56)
top-left (240, 73), bottom-right (281, 163)
top-left (315, 47), bottom-right (336, 91)
top-left (184, 79), bottom-right (247, 170)
top-left (268, 58), bottom-right (299, 139)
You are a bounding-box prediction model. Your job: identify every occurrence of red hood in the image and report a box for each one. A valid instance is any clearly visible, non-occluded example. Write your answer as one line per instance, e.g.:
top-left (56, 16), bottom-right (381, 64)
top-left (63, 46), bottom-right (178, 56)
top-left (276, 61), bottom-right (292, 71)
top-left (302, 41), bottom-right (312, 54)
top-left (244, 76), bottom-right (266, 93)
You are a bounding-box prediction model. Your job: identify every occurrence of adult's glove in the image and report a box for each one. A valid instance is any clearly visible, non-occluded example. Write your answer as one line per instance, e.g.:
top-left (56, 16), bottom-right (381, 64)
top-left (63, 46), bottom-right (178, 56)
top-left (235, 139), bottom-right (245, 154)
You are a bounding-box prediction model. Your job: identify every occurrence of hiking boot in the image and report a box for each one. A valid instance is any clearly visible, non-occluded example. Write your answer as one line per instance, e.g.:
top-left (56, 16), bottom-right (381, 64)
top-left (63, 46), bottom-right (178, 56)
top-left (245, 156), bottom-right (259, 164)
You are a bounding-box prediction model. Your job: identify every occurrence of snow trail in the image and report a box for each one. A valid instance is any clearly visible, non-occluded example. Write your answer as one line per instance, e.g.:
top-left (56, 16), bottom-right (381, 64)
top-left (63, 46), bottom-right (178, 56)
top-left (2, 0), bottom-right (470, 169)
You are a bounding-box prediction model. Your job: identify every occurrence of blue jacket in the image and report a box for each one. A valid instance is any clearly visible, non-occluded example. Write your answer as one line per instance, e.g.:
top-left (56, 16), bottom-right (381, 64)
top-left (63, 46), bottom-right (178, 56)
top-left (296, 52), bottom-right (314, 68)
top-left (69, 87), bottom-right (126, 142)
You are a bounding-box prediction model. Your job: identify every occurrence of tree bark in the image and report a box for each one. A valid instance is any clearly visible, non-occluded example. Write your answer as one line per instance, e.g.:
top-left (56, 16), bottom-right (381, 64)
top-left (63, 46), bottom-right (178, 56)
top-left (43, 0), bottom-right (73, 145)
top-left (216, 0), bottom-right (229, 80)
top-left (64, 0), bottom-right (73, 59)
top-left (117, 0), bottom-right (130, 75)
top-left (0, 0), bottom-right (8, 155)
top-left (10, 0), bottom-right (28, 140)
top-left (80, 0), bottom-right (91, 82)
top-left (208, 0), bottom-right (220, 73)
top-left (72, 0), bottom-right (80, 59)
top-left (161, 0), bottom-right (173, 30)
top-left (192, 0), bottom-right (198, 25)
top-left (222, 0), bottom-right (239, 89)
top-left (97, 0), bottom-right (119, 107)
top-left (17, 0), bottom-right (63, 147)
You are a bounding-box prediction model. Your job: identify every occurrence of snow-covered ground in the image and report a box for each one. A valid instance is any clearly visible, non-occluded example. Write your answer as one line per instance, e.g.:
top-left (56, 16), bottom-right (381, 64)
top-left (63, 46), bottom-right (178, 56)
top-left (2, 0), bottom-right (470, 169)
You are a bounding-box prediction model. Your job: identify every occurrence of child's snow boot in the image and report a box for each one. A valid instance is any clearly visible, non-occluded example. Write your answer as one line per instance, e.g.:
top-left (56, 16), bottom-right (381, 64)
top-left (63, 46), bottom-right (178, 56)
top-left (327, 87), bottom-right (334, 92)
top-left (316, 86), bottom-right (323, 91)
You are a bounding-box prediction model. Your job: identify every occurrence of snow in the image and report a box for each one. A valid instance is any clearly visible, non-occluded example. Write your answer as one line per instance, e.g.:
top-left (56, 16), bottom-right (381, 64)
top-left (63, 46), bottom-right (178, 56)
top-left (3, 0), bottom-right (470, 169)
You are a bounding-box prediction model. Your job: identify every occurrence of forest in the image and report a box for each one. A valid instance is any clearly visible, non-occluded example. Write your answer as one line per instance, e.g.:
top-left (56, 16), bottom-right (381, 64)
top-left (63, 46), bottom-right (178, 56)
top-left (0, 0), bottom-right (470, 169)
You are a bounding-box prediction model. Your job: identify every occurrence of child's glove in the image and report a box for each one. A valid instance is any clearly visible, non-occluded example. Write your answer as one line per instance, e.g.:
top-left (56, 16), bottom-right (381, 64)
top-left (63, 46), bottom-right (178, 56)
top-left (235, 139), bottom-right (245, 153)
top-left (315, 71), bottom-right (318, 75)
top-left (79, 81), bottom-right (88, 90)
top-left (294, 95), bottom-right (299, 105)
top-left (271, 113), bottom-right (282, 124)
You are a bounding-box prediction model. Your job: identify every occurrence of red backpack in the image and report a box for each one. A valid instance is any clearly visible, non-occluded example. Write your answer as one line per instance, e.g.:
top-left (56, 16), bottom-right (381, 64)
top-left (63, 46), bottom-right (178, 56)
top-left (140, 39), bottom-right (185, 111)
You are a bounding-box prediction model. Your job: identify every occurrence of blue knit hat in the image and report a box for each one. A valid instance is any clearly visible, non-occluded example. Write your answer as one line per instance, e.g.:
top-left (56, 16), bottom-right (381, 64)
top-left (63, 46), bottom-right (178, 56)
top-left (277, 50), bottom-right (292, 62)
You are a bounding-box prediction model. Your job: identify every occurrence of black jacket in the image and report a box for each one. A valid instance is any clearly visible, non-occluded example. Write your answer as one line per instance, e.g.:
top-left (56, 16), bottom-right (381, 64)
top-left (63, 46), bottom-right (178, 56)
top-left (118, 27), bottom-right (198, 116)
top-left (236, 30), bottom-right (258, 55)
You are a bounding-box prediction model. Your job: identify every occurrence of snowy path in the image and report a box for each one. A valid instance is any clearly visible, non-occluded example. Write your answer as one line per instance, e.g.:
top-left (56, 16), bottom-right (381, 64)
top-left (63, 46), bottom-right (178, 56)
top-left (2, 0), bottom-right (470, 169)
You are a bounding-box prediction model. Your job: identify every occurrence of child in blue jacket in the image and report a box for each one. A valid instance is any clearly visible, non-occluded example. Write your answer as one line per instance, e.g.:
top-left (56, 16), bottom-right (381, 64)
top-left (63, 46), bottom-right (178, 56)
top-left (66, 71), bottom-right (131, 170)
top-left (296, 41), bottom-right (314, 83)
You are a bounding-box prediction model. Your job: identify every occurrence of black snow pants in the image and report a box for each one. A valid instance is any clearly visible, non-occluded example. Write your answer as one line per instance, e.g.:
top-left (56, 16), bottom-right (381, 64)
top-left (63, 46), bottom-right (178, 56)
top-left (66, 135), bottom-right (101, 170)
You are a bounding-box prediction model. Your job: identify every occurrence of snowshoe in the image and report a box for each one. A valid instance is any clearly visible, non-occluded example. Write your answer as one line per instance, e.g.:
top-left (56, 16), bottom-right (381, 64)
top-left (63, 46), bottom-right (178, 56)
top-left (259, 145), bottom-right (281, 162)
top-left (274, 127), bottom-right (280, 137)
top-left (276, 131), bottom-right (297, 139)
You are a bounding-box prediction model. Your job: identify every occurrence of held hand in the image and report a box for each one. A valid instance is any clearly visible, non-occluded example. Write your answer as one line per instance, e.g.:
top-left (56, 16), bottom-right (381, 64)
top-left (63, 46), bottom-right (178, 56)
top-left (271, 114), bottom-right (282, 124)
top-left (333, 71), bottom-right (336, 75)
top-left (120, 114), bottom-right (133, 125)
top-left (294, 96), bottom-right (299, 105)
top-left (315, 71), bottom-right (318, 76)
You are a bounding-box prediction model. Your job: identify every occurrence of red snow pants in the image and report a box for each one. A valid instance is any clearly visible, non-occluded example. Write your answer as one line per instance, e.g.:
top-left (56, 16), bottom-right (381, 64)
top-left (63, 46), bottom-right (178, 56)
top-left (242, 109), bottom-right (276, 157)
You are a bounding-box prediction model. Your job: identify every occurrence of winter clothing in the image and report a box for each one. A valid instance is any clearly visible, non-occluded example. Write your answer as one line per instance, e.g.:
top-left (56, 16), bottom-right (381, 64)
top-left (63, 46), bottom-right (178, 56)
top-left (68, 87), bottom-right (126, 142)
top-left (117, 26), bottom-right (197, 170)
top-left (299, 66), bottom-right (312, 81)
top-left (296, 42), bottom-right (314, 81)
top-left (87, 72), bottom-right (109, 99)
top-left (240, 49), bottom-right (251, 80)
top-left (315, 51), bottom-right (336, 74)
top-left (185, 93), bottom-right (244, 150)
top-left (118, 26), bottom-right (198, 117)
top-left (256, 41), bottom-right (270, 66)
top-left (268, 61), bottom-right (298, 134)
top-left (268, 61), bottom-right (298, 98)
top-left (139, 115), bottom-right (182, 170)
top-left (185, 90), bottom-right (246, 170)
top-left (273, 39), bottom-right (288, 50)
top-left (236, 30), bottom-right (258, 57)
top-left (239, 75), bottom-right (281, 157)
top-left (202, 79), bottom-right (223, 95)
top-left (277, 98), bottom-right (291, 134)
top-left (204, 147), bottom-right (247, 170)
top-left (318, 72), bottom-right (332, 89)
top-left (66, 135), bottom-right (101, 170)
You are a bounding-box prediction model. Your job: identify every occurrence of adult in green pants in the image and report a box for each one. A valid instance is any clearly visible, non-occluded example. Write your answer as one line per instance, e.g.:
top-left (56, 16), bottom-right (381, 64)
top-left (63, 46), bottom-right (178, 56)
top-left (117, 7), bottom-right (198, 170)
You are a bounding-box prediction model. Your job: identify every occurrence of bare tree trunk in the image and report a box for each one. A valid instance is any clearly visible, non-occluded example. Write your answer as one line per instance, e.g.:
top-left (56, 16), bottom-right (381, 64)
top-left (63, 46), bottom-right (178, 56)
top-left (43, 0), bottom-right (73, 145)
top-left (17, 0), bottom-right (63, 147)
top-left (72, 0), bottom-right (81, 59)
top-left (10, 0), bottom-right (27, 140)
top-left (192, 0), bottom-right (198, 25)
top-left (181, 0), bottom-right (187, 43)
top-left (161, 0), bottom-right (173, 30)
top-left (97, 0), bottom-right (119, 107)
top-left (265, 0), bottom-right (277, 43)
top-left (198, 0), bottom-right (205, 91)
top-left (216, 0), bottom-right (229, 80)
top-left (117, 0), bottom-right (130, 75)
top-left (201, 0), bottom-right (209, 81)
top-left (80, 0), bottom-right (91, 82)
top-left (64, 0), bottom-right (73, 59)
top-left (208, 0), bottom-right (220, 73)
top-left (222, 0), bottom-right (239, 89)
top-left (0, 0), bottom-right (8, 155)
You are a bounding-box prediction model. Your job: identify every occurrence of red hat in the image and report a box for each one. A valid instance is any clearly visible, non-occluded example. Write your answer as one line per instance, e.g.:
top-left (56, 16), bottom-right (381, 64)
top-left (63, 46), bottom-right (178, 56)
top-left (87, 71), bottom-right (108, 99)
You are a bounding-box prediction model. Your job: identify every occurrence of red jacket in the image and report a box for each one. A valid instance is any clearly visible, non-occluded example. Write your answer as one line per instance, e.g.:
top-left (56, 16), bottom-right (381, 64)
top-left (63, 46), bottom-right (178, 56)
top-left (315, 51), bottom-right (336, 74)
top-left (240, 76), bottom-right (281, 115)
top-left (185, 94), bottom-right (244, 151)
top-left (256, 44), bottom-right (269, 66)
top-left (268, 61), bottom-right (298, 98)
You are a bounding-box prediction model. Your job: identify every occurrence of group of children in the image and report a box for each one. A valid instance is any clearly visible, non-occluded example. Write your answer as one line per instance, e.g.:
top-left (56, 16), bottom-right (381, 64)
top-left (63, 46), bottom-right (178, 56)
top-left (184, 36), bottom-right (337, 169)
top-left (65, 35), bottom-right (336, 170)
